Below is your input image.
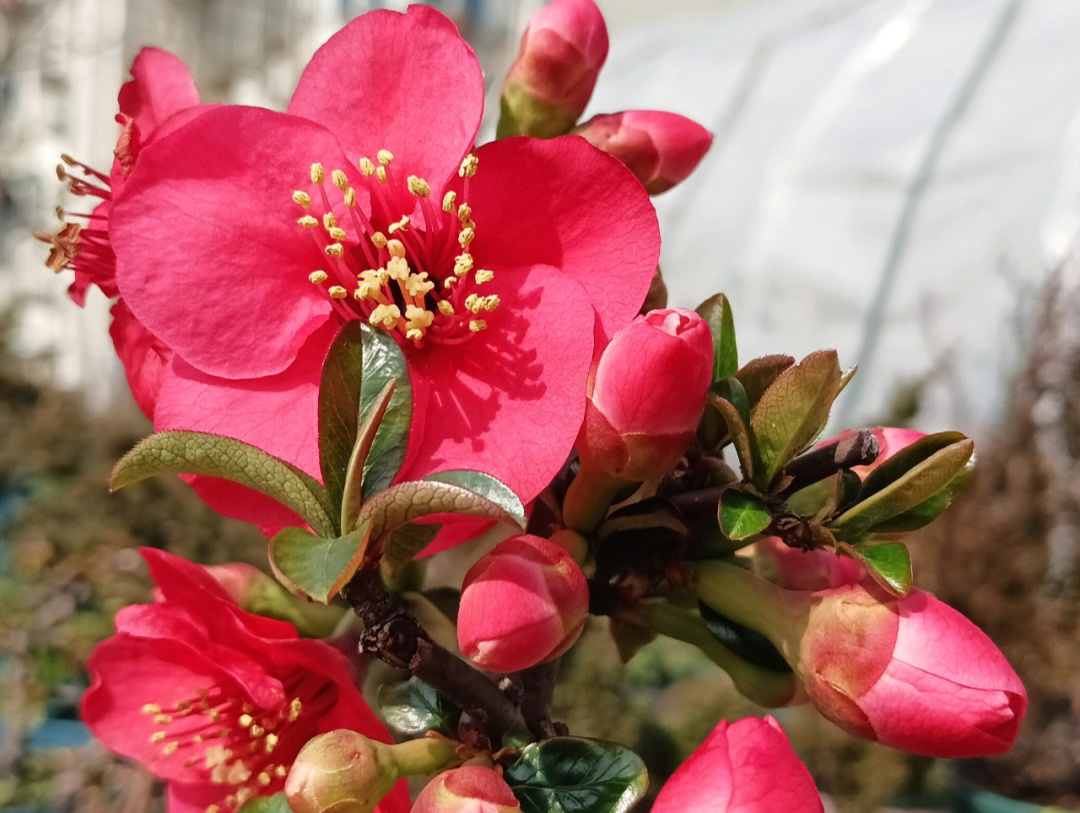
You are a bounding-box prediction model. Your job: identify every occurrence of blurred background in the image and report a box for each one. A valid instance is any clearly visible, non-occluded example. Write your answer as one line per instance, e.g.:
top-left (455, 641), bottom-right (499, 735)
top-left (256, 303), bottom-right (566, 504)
top-left (2, 0), bottom-right (1080, 810)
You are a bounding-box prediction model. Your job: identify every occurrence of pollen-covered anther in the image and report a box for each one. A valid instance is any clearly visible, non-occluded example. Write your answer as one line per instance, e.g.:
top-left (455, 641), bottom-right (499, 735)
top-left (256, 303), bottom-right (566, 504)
top-left (331, 169), bottom-right (348, 190)
top-left (457, 203), bottom-right (472, 222)
top-left (369, 303), bottom-right (402, 329)
top-left (291, 191), bottom-right (311, 207)
top-left (407, 175), bottom-right (431, 197)
top-left (454, 253), bottom-right (473, 276)
top-left (475, 269), bottom-right (494, 284)
top-left (469, 319), bottom-right (487, 332)
top-left (377, 149), bottom-right (394, 166)
top-left (328, 285), bottom-right (348, 299)
top-left (405, 305), bottom-right (434, 341)
top-left (458, 227), bottom-right (475, 248)
top-left (322, 212), bottom-right (337, 230)
top-left (328, 227), bottom-right (347, 240)
top-left (387, 256), bottom-right (410, 281)
top-left (325, 243), bottom-right (344, 257)
top-left (356, 269), bottom-right (387, 299)
top-left (405, 272), bottom-right (434, 298)
top-left (465, 294), bottom-right (500, 313)
top-left (376, 166), bottom-right (388, 183)
top-left (297, 215), bottom-right (318, 228)
top-left (442, 191), bottom-right (457, 212)
top-left (459, 153), bottom-right (478, 178)
top-left (386, 239), bottom-right (406, 259)
top-left (388, 215), bottom-right (409, 234)
top-left (344, 187), bottom-right (356, 207)
top-left (359, 157), bottom-right (376, 176)
top-left (310, 163), bottom-right (325, 184)
top-left (438, 300), bottom-right (455, 316)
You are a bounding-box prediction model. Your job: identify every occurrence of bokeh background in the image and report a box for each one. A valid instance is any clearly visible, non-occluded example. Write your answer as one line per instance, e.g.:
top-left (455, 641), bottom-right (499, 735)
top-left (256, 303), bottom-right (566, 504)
top-left (3, 0), bottom-right (1080, 810)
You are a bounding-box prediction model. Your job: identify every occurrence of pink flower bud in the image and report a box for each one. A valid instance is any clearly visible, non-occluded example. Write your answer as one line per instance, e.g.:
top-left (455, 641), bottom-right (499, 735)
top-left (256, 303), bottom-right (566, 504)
top-left (755, 536), bottom-right (864, 591)
top-left (457, 534), bottom-right (589, 673)
top-left (574, 111), bottom-right (713, 194)
top-left (411, 766), bottom-right (520, 813)
top-left (202, 562), bottom-right (267, 606)
top-left (797, 582), bottom-right (1026, 757)
top-left (819, 427), bottom-right (927, 479)
top-left (499, 0), bottom-right (608, 138)
top-left (578, 308), bottom-right (714, 481)
top-left (653, 716), bottom-right (822, 813)
top-left (285, 729), bottom-right (399, 813)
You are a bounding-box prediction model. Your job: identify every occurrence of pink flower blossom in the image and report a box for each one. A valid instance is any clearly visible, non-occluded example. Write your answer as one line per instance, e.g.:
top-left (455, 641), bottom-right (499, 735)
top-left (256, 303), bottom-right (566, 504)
top-left (411, 766), bottom-right (521, 813)
top-left (652, 716), bottom-right (822, 813)
top-left (82, 548), bottom-right (408, 813)
top-left (109, 7), bottom-right (659, 533)
top-left (457, 534), bottom-right (589, 672)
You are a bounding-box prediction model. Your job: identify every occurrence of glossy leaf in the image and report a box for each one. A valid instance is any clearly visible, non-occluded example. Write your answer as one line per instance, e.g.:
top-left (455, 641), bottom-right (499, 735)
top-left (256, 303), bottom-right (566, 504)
top-left (318, 322), bottom-right (366, 513)
top-left (718, 490), bottom-right (771, 540)
top-left (379, 677), bottom-right (461, 737)
top-left (340, 379), bottom-right (397, 534)
top-left (239, 793), bottom-right (293, 813)
top-left (750, 350), bottom-right (842, 488)
top-left (735, 354), bottom-right (795, 406)
top-left (871, 452), bottom-right (975, 532)
top-left (706, 381), bottom-right (756, 479)
top-left (110, 430), bottom-right (336, 537)
top-left (267, 525), bottom-right (370, 604)
top-left (384, 523), bottom-right (442, 575)
top-left (505, 737), bottom-right (648, 813)
top-left (696, 293), bottom-right (738, 381)
top-left (358, 323), bottom-right (413, 500)
top-left (852, 542), bottom-right (912, 595)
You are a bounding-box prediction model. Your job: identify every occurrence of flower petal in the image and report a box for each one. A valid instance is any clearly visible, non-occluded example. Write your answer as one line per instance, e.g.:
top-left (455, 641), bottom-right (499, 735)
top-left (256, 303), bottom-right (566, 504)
top-left (109, 300), bottom-right (171, 419)
top-left (117, 47), bottom-right (200, 137)
top-left (403, 265), bottom-right (593, 504)
top-left (289, 5), bottom-right (483, 193)
top-left (469, 136), bottom-right (659, 340)
top-left (111, 106), bottom-right (354, 379)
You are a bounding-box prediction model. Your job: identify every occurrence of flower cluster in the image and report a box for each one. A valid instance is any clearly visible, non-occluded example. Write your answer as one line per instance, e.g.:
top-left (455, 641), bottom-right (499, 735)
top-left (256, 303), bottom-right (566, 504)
top-left (37, 1), bottom-right (1026, 812)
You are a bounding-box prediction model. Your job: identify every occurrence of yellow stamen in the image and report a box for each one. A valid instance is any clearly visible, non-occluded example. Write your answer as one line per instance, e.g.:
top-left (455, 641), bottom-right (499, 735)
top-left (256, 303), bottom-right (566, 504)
top-left (475, 269), bottom-right (494, 284)
top-left (458, 226), bottom-right (475, 248)
top-left (369, 304), bottom-right (402, 329)
top-left (328, 227), bottom-right (347, 240)
top-left (387, 239), bottom-right (406, 259)
top-left (150, 731), bottom-right (166, 743)
top-left (454, 253), bottom-right (473, 276)
top-left (289, 698), bottom-right (302, 721)
top-left (308, 270), bottom-right (328, 284)
top-left (325, 243), bottom-right (344, 257)
top-left (322, 212), bottom-right (337, 230)
top-left (310, 163), bottom-right (325, 184)
top-left (457, 203), bottom-right (472, 222)
top-left (459, 153), bottom-right (478, 177)
top-left (249, 724), bottom-right (264, 737)
top-left (265, 733), bottom-right (279, 752)
top-left (376, 166), bottom-right (387, 183)
top-left (404, 272), bottom-right (434, 298)
top-left (356, 269), bottom-right (388, 299)
top-left (442, 191), bottom-right (456, 212)
top-left (377, 149), bottom-right (394, 166)
top-left (371, 232), bottom-right (387, 249)
top-left (238, 714), bottom-right (253, 728)
top-left (328, 285), bottom-right (348, 299)
top-left (163, 742), bottom-right (178, 755)
top-left (331, 169), bottom-right (348, 190)
top-left (469, 319), bottom-right (487, 332)
top-left (387, 257), bottom-right (410, 281)
top-left (344, 187), bottom-right (356, 207)
top-left (388, 215), bottom-right (410, 233)
top-left (154, 714), bottom-right (172, 724)
top-left (141, 704), bottom-right (162, 715)
top-left (258, 772), bottom-right (271, 787)
top-left (275, 766), bottom-right (288, 778)
top-left (438, 300), bottom-right (455, 316)
top-left (359, 157), bottom-right (376, 176)
top-left (407, 175), bottom-right (431, 197)
top-left (291, 191), bottom-right (311, 207)
top-left (297, 215), bottom-right (318, 228)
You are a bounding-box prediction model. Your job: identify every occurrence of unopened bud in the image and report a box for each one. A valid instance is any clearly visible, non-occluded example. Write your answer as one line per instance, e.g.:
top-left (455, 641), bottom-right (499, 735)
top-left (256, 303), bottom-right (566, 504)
top-left (497, 0), bottom-right (608, 138)
top-left (285, 730), bottom-right (398, 813)
top-left (411, 766), bottom-right (521, 813)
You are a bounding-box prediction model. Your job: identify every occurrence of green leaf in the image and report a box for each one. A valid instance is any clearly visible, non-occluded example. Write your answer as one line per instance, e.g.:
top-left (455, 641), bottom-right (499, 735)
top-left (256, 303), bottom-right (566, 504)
top-left (871, 453), bottom-right (975, 532)
top-left (749, 350), bottom-right (842, 488)
top-left (696, 293), bottom-right (738, 381)
top-left (111, 431), bottom-right (336, 537)
top-left (706, 380), bottom-right (757, 479)
top-left (318, 322), bottom-right (366, 514)
top-left (831, 434), bottom-right (975, 539)
top-left (839, 541), bottom-right (912, 596)
top-left (735, 354), bottom-right (795, 406)
top-left (359, 323), bottom-right (413, 500)
top-left (378, 677), bottom-right (461, 737)
top-left (268, 525), bottom-right (370, 604)
top-left (504, 737), bottom-right (648, 813)
top-left (423, 470), bottom-right (528, 528)
top-left (698, 602), bottom-right (793, 673)
top-left (239, 793), bottom-right (293, 813)
top-left (385, 523), bottom-right (442, 575)
top-left (718, 490), bottom-right (772, 540)
top-left (340, 379), bottom-right (398, 534)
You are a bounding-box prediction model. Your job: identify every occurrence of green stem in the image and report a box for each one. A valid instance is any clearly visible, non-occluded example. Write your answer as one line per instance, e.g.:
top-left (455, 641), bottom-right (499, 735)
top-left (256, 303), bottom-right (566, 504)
top-left (636, 600), bottom-right (799, 708)
top-left (562, 462), bottom-right (624, 534)
top-left (387, 736), bottom-right (461, 777)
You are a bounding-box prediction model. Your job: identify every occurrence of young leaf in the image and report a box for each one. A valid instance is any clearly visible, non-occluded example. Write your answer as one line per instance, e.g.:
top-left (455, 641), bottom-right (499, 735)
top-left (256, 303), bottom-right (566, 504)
top-left (111, 431), bottom-right (337, 537)
top-left (378, 677), bottom-right (461, 737)
top-left (268, 525), bottom-right (371, 604)
top-left (340, 379), bottom-right (397, 534)
top-left (504, 738), bottom-right (648, 813)
top-left (238, 793), bottom-right (293, 813)
top-left (423, 470), bottom-right (528, 528)
top-left (831, 435), bottom-right (975, 539)
top-left (358, 323), bottom-right (413, 500)
top-left (718, 490), bottom-right (771, 541)
top-left (837, 541), bottom-right (912, 596)
top-left (696, 293), bottom-right (738, 381)
top-left (735, 354), bottom-right (795, 406)
top-left (870, 453), bottom-right (975, 533)
top-left (749, 350), bottom-right (842, 488)
top-left (318, 322), bottom-right (366, 513)
top-left (385, 523), bottom-right (442, 575)
top-left (706, 383), bottom-right (757, 479)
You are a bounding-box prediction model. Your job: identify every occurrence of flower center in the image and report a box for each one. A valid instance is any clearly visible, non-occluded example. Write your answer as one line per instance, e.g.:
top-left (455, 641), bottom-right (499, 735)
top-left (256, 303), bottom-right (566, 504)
top-left (139, 668), bottom-right (338, 812)
top-left (292, 150), bottom-right (498, 346)
top-left (34, 155), bottom-right (114, 279)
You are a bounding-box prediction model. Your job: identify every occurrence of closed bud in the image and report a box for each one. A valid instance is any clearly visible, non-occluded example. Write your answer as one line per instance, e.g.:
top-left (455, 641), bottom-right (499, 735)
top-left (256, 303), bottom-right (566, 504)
top-left (578, 308), bottom-right (714, 482)
top-left (818, 427), bottom-right (927, 479)
top-left (285, 729), bottom-right (399, 813)
top-left (498, 0), bottom-right (608, 138)
top-left (574, 111), bottom-right (713, 194)
top-left (411, 766), bottom-right (521, 813)
top-left (458, 535), bottom-right (589, 673)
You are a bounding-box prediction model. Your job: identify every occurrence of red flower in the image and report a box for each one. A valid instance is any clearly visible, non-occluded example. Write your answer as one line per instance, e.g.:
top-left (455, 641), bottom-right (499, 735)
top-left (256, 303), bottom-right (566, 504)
top-left (109, 6), bottom-right (659, 533)
top-left (652, 716), bottom-right (822, 813)
top-left (82, 549), bottom-right (409, 813)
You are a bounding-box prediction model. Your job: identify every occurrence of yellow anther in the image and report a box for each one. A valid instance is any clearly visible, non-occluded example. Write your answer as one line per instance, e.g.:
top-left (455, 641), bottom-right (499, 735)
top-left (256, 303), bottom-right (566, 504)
top-left (407, 175), bottom-right (431, 197)
top-left (369, 304), bottom-right (402, 329)
top-left (459, 153), bottom-right (478, 177)
top-left (458, 226), bottom-right (475, 248)
top-left (291, 191), bottom-right (311, 207)
top-left (443, 276), bottom-right (459, 289)
top-left (265, 733), bottom-right (279, 752)
top-left (475, 269), bottom-right (494, 284)
top-left (376, 166), bottom-right (387, 183)
top-left (377, 149), bottom-right (394, 165)
top-left (322, 212), bottom-right (337, 230)
top-left (297, 215), bottom-right (318, 228)
top-left (141, 704), bottom-right (162, 715)
top-left (406, 273), bottom-right (434, 298)
top-left (469, 319), bottom-right (487, 332)
top-left (163, 742), bottom-right (179, 755)
top-left (359, 157), bottom-right (376, 176)
top-left (387, 257), bottom-right (410, 281)
top-left (328, 285), bottom-right (348, 299)
top-left (310, 163), bottom-right (325, 184)
top-left (405, 304), bottom-right (434, 336)
top-left (405, 329), bottom-right (423, 341)
top-left (150, 731), bottom-right (167, 743)
top-left (371, 232), bottom-right (388, 248)
top-left (308, 270), bottom-right (328, 284)
top-left (483, 294), bottom-right (501, 310)
top-left (454, 253), bottom-right (473, 276)
top-left (275, 766), bottom-right (288, 778)
top-left (465, 294), bottom-right (480, 312)
top-left (290, 696), bottom-right (303, 719)
top-left (438, 300), bottom-right (455, 316)
top-left (249, 724), bottom-right (264, 737)
top-left (325, 243), bottom-right (344, 257)
top-left (356, 268), bottom-right (388, 299)
top-left (207, 805), bottom-right (220, 813)
top-left (457, 203), bottom-right (472, 222)
top-left (387, 239), bottom-right (406, 259)
top-left (388, 215), bottom-right (410, 234)
top-left (442, 191), bottom-right (457, 212)
top-left (344, 187), bottom-right (356, 207)
top-left (328, 227), bottom-right (347, 240)
top-left (258, 772), bottom-right (271, 787)
top-left (204, 745), bottom-right (231, 767)
top-left (154, 714), bottom-right (172, 724)
top-left (235, 788), bottom-right (253, 806)
top-left (238, 714), bottom-right (253, 728)
top-left (331, 169), bottom-right (348, 190)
